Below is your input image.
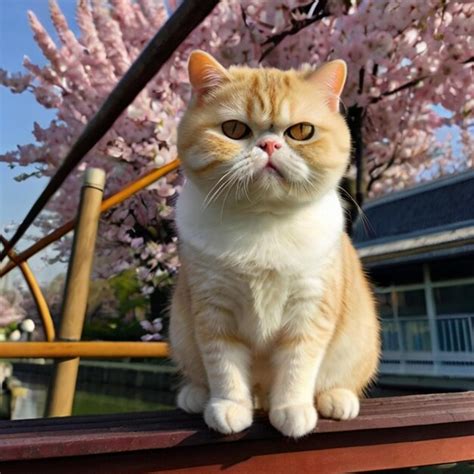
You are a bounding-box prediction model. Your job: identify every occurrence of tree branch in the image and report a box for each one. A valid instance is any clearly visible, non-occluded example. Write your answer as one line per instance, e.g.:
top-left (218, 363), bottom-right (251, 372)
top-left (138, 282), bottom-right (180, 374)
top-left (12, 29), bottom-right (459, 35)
top-left (367, 145), bottom-right (398, 192)
top-left (358, 67), bottom-right (365, 95)
top-left (370, 56), bottom-right (472, 105)
top-left (370, 75), bottom-right (427, 104)
top-left (259, 0), bottom-right (332, 62)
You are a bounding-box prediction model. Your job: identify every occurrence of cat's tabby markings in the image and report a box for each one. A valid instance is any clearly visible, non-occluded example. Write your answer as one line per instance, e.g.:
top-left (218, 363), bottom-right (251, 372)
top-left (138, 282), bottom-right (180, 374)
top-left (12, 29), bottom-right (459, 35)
top-left (170, 51), bottom-right (380, 438)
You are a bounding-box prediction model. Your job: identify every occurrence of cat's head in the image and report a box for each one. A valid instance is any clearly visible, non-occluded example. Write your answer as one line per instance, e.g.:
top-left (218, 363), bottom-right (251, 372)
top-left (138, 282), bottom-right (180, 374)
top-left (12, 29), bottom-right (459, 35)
top-left (178, 51), bottom-right (351, 212)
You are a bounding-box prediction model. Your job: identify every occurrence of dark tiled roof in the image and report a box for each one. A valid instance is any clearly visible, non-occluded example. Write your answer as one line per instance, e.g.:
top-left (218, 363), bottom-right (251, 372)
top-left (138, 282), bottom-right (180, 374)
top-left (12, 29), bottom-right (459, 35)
top-left (353, 170), bottom-right (474, 245)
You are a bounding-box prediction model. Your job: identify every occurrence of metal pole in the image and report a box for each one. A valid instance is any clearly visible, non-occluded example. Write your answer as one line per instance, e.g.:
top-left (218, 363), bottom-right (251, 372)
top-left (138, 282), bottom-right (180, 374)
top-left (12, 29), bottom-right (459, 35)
top-left (45, 168), bottom-right (105, 417)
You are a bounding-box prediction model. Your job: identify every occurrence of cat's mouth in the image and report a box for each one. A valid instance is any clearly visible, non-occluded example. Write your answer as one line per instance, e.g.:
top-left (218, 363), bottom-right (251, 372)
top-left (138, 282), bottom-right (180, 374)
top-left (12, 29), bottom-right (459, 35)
top-left (262, 160), bottom-right (284, 179)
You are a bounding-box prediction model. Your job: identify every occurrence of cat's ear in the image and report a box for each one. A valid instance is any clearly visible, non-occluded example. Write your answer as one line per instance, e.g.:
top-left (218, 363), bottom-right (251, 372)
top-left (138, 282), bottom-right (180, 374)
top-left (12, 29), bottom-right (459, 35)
top-left (188, 50), bottom-right (229, 98)
top-left (305, 60), bottom-right (347, 112)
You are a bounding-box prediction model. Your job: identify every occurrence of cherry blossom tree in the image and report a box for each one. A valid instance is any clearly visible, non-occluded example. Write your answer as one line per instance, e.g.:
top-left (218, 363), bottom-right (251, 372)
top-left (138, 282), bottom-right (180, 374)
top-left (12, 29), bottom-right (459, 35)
top-left (0, 289), bottom-right (27, 341)
top-left (1, 0), bottom-right (472, 288)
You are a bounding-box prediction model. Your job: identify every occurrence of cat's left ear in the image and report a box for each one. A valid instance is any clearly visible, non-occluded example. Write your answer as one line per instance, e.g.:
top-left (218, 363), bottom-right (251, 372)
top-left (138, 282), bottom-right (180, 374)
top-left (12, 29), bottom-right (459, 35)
top-left (188, 50), bottom-right (229, 98)
top-left (305, 60), bottom-right (347, 112)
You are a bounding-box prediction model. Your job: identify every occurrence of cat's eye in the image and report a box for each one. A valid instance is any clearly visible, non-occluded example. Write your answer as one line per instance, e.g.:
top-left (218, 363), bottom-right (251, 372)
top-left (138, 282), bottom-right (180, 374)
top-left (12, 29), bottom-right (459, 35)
top-left (285, 123), bottom-right (315, 141)
top-left (222, 120), bottom-right (251, 140)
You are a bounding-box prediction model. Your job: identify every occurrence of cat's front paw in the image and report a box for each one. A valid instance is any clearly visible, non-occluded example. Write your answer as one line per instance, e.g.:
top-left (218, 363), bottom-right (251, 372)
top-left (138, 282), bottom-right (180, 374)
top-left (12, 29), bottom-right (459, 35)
top-left (204, 397), bottom-right (253, 434)
top-left (317, 388), bottom-right (359, 420)
top-left (177, 383), bottom-right (208, 414)
top-left (269, 403), bottom-right (317, 438)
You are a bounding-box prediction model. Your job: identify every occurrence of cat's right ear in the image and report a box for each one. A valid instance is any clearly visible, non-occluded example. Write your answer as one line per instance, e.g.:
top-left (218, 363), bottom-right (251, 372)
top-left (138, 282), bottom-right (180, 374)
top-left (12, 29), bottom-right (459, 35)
top-left (188, 50), bottom-right (228, 98)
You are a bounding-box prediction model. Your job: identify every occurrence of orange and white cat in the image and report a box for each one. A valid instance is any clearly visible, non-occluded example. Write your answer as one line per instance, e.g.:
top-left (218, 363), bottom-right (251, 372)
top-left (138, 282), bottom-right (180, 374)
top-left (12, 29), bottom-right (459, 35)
top-left (170, 50), bottom-right (380, 438)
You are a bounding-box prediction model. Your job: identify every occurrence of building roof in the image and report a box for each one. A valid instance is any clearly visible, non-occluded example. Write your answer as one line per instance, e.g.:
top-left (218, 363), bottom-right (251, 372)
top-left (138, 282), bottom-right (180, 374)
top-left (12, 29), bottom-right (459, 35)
top-left (353, 170), bottom-right (474, 266)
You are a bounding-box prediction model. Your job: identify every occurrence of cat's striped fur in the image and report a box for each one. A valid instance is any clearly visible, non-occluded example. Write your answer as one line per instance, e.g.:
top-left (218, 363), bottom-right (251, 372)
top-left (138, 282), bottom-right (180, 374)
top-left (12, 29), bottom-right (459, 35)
top-left (170, 51), bottom-right (380, 438)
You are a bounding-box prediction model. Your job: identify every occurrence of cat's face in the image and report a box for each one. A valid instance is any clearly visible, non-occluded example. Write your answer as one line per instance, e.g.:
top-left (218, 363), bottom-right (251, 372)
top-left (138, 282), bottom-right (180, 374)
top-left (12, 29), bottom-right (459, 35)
top-left (178, 51), bottom-right (351, 211)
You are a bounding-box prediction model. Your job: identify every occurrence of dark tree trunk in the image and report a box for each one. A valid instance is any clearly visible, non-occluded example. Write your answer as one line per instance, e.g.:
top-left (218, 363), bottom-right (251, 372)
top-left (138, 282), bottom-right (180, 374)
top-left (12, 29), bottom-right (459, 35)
top-left (344, 105), bottom-right (365, 235)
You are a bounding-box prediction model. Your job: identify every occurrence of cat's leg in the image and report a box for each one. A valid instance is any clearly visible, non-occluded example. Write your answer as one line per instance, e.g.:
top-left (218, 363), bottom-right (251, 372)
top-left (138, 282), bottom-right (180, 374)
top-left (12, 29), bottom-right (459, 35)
top-left (195, 307), bottom-right (253, 435)
top-left (314, 298), bottom-right (379, 421)
top-left (269, 299), bottom-right (334, 438)
top-left (314, 353), bottom-right (362, 421)
top-left (176, 383), bottom-right (208, 414)
top-left (316, 388), bottom-right (360, 420)
top-left (170, 276), bottom-right (209, 414)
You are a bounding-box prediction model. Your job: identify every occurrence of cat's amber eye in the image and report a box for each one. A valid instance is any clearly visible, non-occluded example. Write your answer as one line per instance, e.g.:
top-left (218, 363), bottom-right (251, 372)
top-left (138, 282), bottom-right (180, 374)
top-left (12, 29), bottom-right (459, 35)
top-left (222, 120), bottom-right (251, 140)
top-left (286, 123), bottom-right (315, 141)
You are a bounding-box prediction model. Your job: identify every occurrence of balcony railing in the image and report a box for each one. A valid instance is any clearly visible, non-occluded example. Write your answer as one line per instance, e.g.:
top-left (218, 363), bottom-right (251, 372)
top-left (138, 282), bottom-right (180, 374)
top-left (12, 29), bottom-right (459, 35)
top-left (380, 313), bottom-right (474, 377)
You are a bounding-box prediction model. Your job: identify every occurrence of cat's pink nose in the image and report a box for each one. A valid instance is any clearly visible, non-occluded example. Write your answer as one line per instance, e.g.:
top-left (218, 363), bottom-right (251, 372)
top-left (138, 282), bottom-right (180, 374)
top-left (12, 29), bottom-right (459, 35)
top-left (257, 138), bottom-right (282, 157)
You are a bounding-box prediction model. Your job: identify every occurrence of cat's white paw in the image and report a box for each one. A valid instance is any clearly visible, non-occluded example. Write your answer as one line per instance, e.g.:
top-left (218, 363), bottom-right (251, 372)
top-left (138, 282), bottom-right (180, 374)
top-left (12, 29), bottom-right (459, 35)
top-left (177, 384), bottom-right (208, 414)
top-left (269, 403), bottom-right (317, 438)
top-left (317, 388), bottom-right (360, 420)
top-left (204, 398), bottom-right (253, 434)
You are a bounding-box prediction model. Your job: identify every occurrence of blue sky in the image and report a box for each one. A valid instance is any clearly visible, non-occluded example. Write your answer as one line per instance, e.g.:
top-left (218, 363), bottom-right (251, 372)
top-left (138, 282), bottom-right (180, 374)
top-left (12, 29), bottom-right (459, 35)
top-left (0, 0), bottom-right (77, 284)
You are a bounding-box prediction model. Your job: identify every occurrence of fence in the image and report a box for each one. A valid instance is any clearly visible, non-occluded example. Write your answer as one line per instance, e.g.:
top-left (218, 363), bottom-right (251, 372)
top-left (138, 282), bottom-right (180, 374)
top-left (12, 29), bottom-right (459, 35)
top-left (377, 268), bottom-right (474, 378)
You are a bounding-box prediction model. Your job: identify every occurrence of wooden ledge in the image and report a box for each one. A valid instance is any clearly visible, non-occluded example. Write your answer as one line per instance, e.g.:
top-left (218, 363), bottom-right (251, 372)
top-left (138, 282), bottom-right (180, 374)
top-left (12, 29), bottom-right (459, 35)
top-left (0, 392), bottom-right (473, 473)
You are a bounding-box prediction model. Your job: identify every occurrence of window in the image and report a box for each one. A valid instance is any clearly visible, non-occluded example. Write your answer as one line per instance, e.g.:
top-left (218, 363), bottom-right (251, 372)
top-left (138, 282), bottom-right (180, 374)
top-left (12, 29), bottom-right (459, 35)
top-left (381, 320), bottom-right (400, 351)
top-left (430, 257), bottom-right (474, 282)
top-left (370, 264), bottom-right (423, 287)
top-left (376, 292), bottom-right (394, 318)
top-left (396, 290), bottom-right (427, 318)
top-left (434, 284), bottom-right (474, 315)
top-left (401, 319), bottom-right (432, 351)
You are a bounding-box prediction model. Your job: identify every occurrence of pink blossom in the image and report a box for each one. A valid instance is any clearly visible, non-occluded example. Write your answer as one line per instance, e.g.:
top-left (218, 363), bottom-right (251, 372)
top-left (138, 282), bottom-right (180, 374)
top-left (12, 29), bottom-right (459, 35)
top-left (0, 0), bottom-right (472, 289)
top-left (0, 291), bottom-right (26, 327)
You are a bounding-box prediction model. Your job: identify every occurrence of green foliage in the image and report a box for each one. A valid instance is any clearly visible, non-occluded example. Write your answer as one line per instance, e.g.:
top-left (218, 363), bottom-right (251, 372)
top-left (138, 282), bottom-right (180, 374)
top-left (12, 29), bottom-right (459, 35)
top-left (72, 389), bottom-right (171, 415)
top-left (82, 318), bottom-right (145, 341)
top-left (81, 270), bottom-right (152, 340)
top-left (108, 270), bottom-right (149, 319)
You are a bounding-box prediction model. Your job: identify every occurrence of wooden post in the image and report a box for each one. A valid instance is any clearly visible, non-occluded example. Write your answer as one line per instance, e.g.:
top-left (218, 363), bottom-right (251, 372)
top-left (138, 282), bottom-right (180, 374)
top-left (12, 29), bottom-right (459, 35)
top-left (45, 168), bottom-right (105, 417)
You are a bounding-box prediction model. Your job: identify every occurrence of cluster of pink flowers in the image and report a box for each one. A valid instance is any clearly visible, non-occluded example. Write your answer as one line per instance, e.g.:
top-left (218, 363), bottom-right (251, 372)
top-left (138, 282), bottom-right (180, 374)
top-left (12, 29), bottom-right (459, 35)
top-left (0, 289), bottom-right (26, 328)
top-left (0, 0), bottom-right (472, 289)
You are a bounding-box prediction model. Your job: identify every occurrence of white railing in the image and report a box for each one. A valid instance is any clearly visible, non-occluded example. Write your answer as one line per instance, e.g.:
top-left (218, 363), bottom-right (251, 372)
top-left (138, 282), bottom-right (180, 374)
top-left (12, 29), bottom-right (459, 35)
top-left (377, 268), bottom-right (474, 378)
top-left (380, 314), bottom-right (474, 377)
top-left (436, 314), bottom-right (474, 354)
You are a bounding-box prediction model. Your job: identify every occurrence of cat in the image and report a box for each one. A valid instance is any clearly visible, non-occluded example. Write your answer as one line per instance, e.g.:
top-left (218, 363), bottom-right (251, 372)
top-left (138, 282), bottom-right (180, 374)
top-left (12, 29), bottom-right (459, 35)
top-left (169, 50), bottom-right (380, 438)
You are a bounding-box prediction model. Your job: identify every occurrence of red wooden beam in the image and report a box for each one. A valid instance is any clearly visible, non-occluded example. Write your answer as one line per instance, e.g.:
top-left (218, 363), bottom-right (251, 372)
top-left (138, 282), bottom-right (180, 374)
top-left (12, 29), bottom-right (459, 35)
top-left (0, 392), bottom-right (473, 473)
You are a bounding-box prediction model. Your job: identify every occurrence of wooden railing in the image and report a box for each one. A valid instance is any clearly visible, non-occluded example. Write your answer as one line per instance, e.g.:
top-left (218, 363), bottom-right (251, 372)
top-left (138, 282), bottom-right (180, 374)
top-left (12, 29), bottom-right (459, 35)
top-left (1, 392), bottom-right (473, 473)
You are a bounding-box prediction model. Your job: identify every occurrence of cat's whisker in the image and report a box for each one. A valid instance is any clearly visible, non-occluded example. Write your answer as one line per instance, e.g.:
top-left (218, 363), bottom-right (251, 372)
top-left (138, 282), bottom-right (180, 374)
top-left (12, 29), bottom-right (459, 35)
top-left (202, 167), bottom-right (236, 209)
top-left (203, 173), bottom-right (235, 210)
top-left (337, 186), bottom-right (373, 235)
top-left (214, 163), bottom-right (248, 210)
top-left (219, 172), bottom-right (242, 221)
top-left (243, 173), bottom-right (252, 202)
top-left (202, 161), bottom-right (247, 209)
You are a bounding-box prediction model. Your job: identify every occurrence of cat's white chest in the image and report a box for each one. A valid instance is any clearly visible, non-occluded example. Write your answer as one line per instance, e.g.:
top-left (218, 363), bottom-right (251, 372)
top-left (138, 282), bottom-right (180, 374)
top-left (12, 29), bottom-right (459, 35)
top-left (239, 269), bottom-right (289, 345)
top-left (177, 182), bottom-right (344, 346)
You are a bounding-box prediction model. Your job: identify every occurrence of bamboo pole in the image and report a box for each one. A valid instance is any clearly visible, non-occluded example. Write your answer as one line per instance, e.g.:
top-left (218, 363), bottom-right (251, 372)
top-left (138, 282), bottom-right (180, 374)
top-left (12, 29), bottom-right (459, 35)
top-left (0, 342), bottom-right (169, 359)
top-left (0, 236), bottom-right (55, 342)
top-left (45, 168), bottom-right (105, 418)
top-left (0, 159), bottom-right (180, 278)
